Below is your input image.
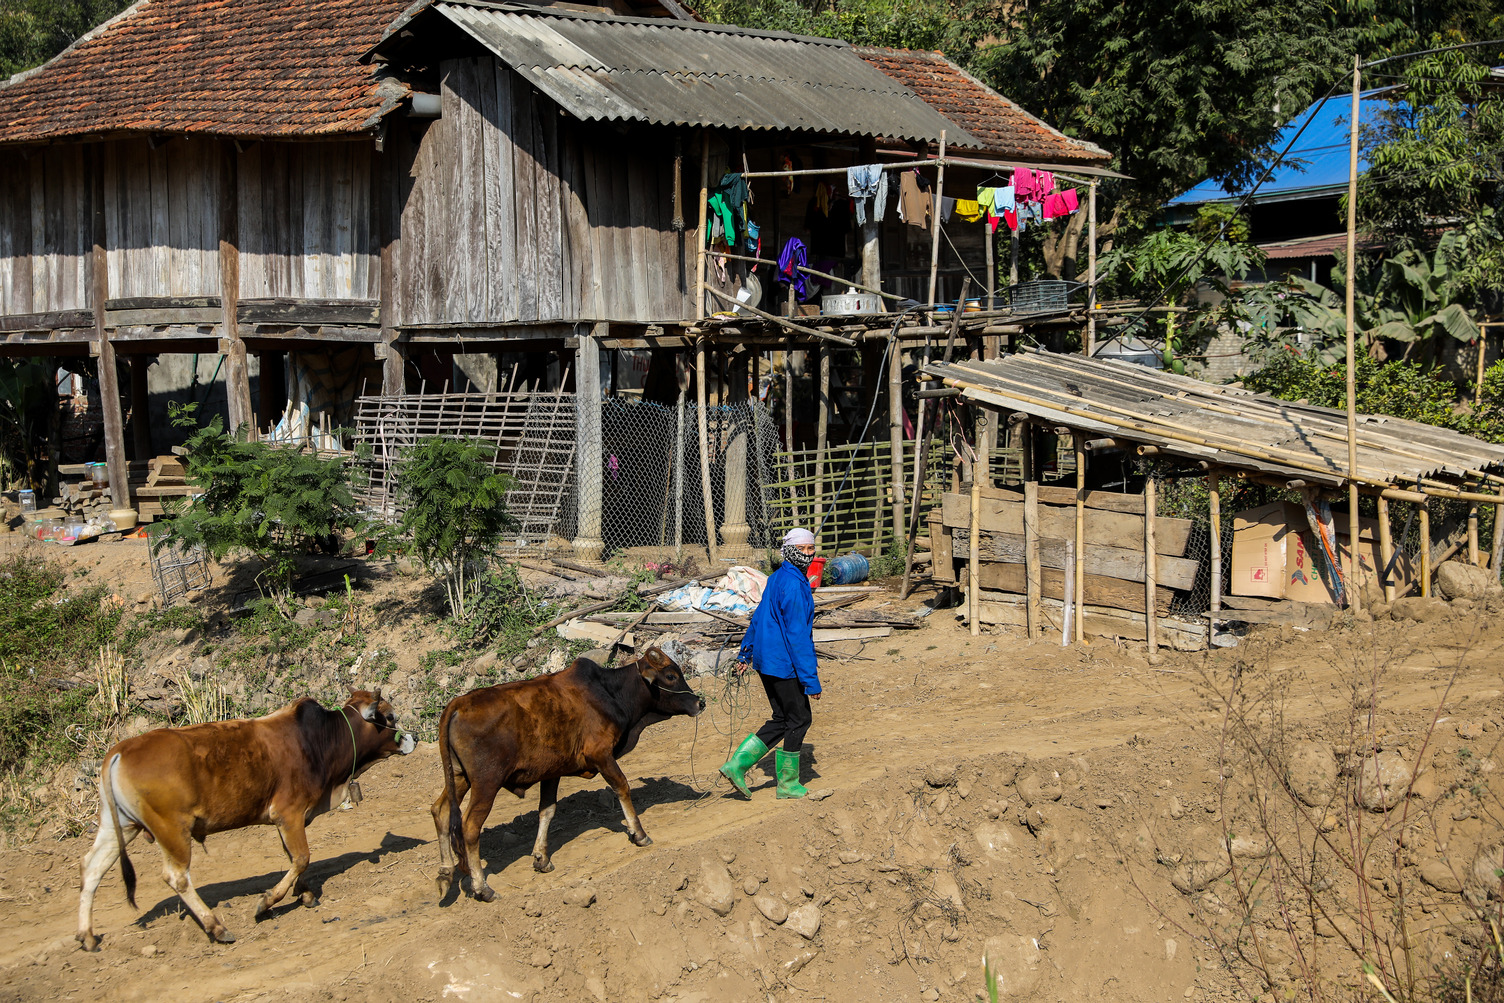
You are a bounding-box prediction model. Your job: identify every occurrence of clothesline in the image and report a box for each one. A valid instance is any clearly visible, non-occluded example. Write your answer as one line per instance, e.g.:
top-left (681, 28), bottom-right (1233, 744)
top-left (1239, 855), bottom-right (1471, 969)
top-left (740, 158), bottom-right (1113, 187)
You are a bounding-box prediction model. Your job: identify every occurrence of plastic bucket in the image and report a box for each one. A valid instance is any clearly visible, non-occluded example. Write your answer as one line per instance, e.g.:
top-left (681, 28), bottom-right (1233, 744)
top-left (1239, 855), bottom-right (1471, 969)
top-left (805, 557), bottom-right (827, 589)
top-left (823, 552), bottom-right (870, 586)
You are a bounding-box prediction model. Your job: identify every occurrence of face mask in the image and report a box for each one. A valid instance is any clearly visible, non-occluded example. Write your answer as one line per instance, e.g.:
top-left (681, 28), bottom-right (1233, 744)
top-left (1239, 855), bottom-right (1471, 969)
top-left (782, 543), bottom-right (814, 571)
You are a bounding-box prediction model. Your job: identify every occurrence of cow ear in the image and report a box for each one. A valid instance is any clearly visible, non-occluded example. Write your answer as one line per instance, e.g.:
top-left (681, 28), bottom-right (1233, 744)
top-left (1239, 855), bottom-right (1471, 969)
top-left (358, 699), bottom-right (378, 722)
top-left (644, 646), bottom-right (672, 670)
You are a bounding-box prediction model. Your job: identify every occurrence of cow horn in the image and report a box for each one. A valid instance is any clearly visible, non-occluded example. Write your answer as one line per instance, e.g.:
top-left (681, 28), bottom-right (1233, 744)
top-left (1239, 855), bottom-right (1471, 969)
top-left (372, 686), bottom-right (382, 701)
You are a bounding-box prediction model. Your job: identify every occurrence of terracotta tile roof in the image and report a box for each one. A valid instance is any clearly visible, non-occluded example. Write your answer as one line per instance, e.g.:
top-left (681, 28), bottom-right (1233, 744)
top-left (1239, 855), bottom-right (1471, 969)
top-left (855, 46), bottom-right (1109, 165)
top-left (0, 0), bottom-right (411, 144)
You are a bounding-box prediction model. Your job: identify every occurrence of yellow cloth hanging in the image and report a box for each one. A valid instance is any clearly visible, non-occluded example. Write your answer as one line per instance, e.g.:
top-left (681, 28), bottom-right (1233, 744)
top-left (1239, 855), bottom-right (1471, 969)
top-left (955, 199), bottom-right (985, 222)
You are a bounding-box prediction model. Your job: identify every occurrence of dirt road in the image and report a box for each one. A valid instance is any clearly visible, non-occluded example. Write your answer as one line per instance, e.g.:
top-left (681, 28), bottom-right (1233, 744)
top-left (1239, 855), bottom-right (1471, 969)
top-left (1, 583), bottom-right (1500, 1003)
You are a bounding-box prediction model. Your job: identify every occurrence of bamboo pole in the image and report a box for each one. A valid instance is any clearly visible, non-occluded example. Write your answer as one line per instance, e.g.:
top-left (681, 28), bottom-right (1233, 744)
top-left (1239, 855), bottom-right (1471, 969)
top-left (969, 471), bottom-right (982, 637)
top-left (1023, 478), bottom-right (1040, 639)
top-left (1061, 539), bottom-right (1075, 647)
top-left (1086, 180), bottom-right (1098, 357)
top-left (1208, 471), bottom-right (1221, 649)
top-left (1343, 53), bottom-right (1363, 611)
top-left (1493, 488), bottom-right (1504, 575)
top-left (814, 346), bottom-right (830, 528)
top-left (926, 130), bottom-right (948, 308)
top-left (986, 224), bottom-right (996, 312)
top-left (1469, 501), bottom-right (1481, 566)
top-left (784, 342), bottom-right (797, 523)
top-left (696, 336), bottom-right (718, 565)
top-left (888, 334), bottom-right (906, 547)
top-left (696, 131), bottom-right (709, 321)
top-left (674, 388), bottom-right (686, 563)
top-left (1377, 495), bottom-right (1395, 602)
top-left (1419, 500), bottom-right (1431, 598)
top-left (1477, 322), bottom-right (1488, 406)
top-left (1144, 473), bottom-right (1159, 659)
top-left (1074, 432), bottom-right (1086, 642)
top-left (703, 286), bottom-right (856, 345)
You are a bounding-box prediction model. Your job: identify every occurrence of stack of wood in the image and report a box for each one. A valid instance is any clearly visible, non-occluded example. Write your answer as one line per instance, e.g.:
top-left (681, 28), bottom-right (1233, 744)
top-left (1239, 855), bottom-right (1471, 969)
top-left (49, 481), bottom-right (117, 523)
top-left (132, 456), bottom-right (194, 521)
top-left (930, 482), bottom-right (1205, 649)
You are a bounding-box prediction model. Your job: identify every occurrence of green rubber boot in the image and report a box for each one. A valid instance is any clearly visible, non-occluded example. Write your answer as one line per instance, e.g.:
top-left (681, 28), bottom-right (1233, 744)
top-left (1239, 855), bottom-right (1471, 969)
top-left (719, 734), bottom-right (769, 798)
top-left (775, 748), bottom-right (809, 799)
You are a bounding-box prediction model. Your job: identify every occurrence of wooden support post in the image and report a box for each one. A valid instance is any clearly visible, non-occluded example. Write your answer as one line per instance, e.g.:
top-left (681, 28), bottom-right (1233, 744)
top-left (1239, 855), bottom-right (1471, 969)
top-left (1085, 181), bottom-right (1097, 357)
top-left (696, 336), bottom-right (719, 564)
top-left (1493, 489), bottom-right (1504, 577)
top-left (859, 136), bottom-right (882, 296)
top-left (1061, 539), bottom-right (1074, 647)
top-left (814, 345), bottom-right (830, 527)
top-left (887, 334), bottom-right (905, 546)
top-left (129, 357), bottom-right (152, 460)
top-left (1377, 495), bottom-right (1396, 602)
top-left (1009, 228), bottom-right (1020, 287)
top-left (1419, 499), bottom-right (1431, 598)
top-left (572, 324), bottom-right (606, 562)
top-left (379, 149), bottom-right (403, 396)
top-left (985, 224), bottom-right (995, 312)
top-left (92, 153), bottom-right (129, 511)
top-left (969, 471), bottom-right (981, 637)
top-left (1074, 433), bottom-right (1086, 642)
top-left (219, 147), bottom-right (251, 436)
top-left (696, 131), bottom-right (710, 320)
top-left (720, 351), bottom-right (751, 553)
top-left (926, 131), bottom-right (947, 308)
top-left (1208, 472), bottom-right (1221, 649)
top-left (1023, 478), bottom-right (1041, 639)
top-left (1469, 500), bottom-right (1481, 566)
top-left (1145, 474), bottom-right (1159, 659)
top-left (1477, 322), bottom-right (1488, 406)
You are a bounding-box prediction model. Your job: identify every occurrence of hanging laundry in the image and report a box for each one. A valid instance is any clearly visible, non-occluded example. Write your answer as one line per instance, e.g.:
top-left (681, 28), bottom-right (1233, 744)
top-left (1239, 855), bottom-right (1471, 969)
top-left (955, 199), bottom-right (984, 223)
top-left (1003, 208), bottom-right (1018, 231)
top-left (937, 196), bottom-right (956, 223)
top-left (777, 237), bottom-right (810, 302)
top-left (779, 155), bottom-right (796, 196)
top-left (815, 182), bottom-right (830, 216)
top-left (997, 184), bottom-right (1016, 211)
top-left (1037, 171), bottom-right (1055, 197)
top-left (977, 187), bottom-right (997, 213)
top-left (1041, 188), bottom-right (1080, 220)
top-left (898, 171), bottom-right (931, 230)
top-left (846, 164), bottom-right (889, 226)
top-left (1012, 167), bottom-right (1038, 201)
top-left (706, 192), bottom-right (736, 245)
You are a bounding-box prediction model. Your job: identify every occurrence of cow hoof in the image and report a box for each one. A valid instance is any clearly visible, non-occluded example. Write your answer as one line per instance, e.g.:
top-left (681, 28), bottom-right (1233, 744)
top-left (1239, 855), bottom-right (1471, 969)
top-left (474, 885), bottom-right (497, 903)
top-left (255, 896), bottom-right (274, 916)
top-left (76, 932), bottom-right (99, 953)
top-left (532, 857), bottom-right (554, 874)
top-left (631, 833), bottom-right (653, 847)
top-left (212, 928), bottom-right (236, 944)
top-left (299, 891), bottom-right (319, 908)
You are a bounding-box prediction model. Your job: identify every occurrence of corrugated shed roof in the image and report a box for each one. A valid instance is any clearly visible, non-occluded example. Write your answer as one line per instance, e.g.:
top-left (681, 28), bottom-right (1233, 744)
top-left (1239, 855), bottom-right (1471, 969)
top-left (0, 0), bottom-right (410, 144)
top-left (924, 351), bottom-right (1504, 489)
top-left (854, 46), bottom-right (1109, 165)
top-left (410, 3), bottom-right (979, 142)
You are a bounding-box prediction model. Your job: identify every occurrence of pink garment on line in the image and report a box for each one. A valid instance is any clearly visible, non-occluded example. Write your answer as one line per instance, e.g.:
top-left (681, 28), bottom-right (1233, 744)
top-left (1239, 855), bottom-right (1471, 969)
top-left (1012, 166), bottom-right (1035, 200)
top-left (1041, 188), bottom-right (1080, 220)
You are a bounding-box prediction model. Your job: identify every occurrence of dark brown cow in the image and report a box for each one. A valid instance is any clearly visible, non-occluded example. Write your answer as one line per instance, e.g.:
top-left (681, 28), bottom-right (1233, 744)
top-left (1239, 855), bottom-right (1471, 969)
top-left (433, 646), bottom-right (703, 901)
top-left (76, 689), bottom-right (414, 950)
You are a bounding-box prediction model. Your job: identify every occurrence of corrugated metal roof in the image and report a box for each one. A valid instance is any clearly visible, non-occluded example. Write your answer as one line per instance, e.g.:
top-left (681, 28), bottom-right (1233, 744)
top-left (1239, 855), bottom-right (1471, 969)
top-left (924, 351), bottom-right (1504, 489)
top-left (424, 3), bottom-right (980, 142)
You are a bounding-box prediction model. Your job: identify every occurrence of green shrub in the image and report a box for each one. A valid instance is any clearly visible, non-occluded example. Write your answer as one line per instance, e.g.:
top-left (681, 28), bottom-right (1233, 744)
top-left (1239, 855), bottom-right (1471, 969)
top-left (394, 437), bottom-right (517, 621)
top-left (0, 554), bottom-right (121, 674)
top-left (451, 566), bottom-right (546, 657)
top-left (160, 408), bottom-right (364, 598)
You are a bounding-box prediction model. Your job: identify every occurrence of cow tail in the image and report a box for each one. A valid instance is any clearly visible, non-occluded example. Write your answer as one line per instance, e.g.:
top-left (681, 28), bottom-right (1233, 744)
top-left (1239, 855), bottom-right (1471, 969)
top-left (439, 704), bottom-right (468, 876)
top-left (102, 753), bottom-right (137, 909)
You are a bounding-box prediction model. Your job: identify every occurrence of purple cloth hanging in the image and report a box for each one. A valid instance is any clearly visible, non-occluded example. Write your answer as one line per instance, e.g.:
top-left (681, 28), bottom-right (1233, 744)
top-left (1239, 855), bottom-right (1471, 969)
top-left (777, 237), bottom-right (810, 301)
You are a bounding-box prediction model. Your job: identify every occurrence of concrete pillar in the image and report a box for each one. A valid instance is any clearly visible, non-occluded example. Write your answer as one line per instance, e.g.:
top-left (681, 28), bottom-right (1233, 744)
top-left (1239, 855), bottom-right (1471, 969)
top-left (720, 349), bottom-right (752, 554)
top-left (571, 323), bottom-right (606, 562)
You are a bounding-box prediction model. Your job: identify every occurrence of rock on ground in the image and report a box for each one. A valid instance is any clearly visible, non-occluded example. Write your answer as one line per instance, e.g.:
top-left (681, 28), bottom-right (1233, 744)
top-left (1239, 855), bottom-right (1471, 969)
top-left (1356, 751), bottom-right (1423, 812)
top-left (1436, 560), bottom-right (1500, 601)
top-left (1418, 858), bottom-right (1463, 894)
top-left (1287, 742), bottom-right (1338, 808)
top-left (785, 903), bottom-right (821, 940)
top-left (695, 859), bottom-right (736, 916)
top-left (1388, 596), bottom-right (1451, 622)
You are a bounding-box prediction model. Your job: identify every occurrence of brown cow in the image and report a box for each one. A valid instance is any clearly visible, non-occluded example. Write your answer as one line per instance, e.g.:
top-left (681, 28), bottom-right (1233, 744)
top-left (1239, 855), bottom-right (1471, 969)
top-left (76, 689), bottom-right (414, 950)
top-left (433, 646), bottom-right (703, 901)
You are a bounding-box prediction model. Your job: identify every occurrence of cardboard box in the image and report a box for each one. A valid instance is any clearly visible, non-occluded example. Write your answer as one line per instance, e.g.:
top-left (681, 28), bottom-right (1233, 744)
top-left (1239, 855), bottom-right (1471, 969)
top-left (1231, 502), bottom-right (1414, 604)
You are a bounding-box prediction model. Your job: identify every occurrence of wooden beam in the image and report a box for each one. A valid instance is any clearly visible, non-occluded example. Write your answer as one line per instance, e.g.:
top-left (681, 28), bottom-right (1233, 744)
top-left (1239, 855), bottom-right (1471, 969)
top-left (0, 310), bottom-right (95, 333)
top-left (969, 469), bottom-right (981, 636)
top-left (1208, 471), bottom-right (1221, 648)
top-left (940, 493), bottom-right (1192, 556)
top-left (220, 144), bottom-right (251, 435)
top-left (1024, 479), bottom-right (1040, 639)
top-left (703, 286), bottom-right (856, 346)
top-left (1145, 473), bottom-right (1159, 659)
top-left (952, 529), bottom-right (1198, 589)
top-left (926, 131), bottom-right (947, 307)
top-left (1493, 489), bottom-right (1504, 578)
top-left (1074, 433), bottom-right (1086, 642)
top-left (973, 561), bottom-right (1172, 616)
top-left (1419, 500), bottom-right (1431, 597)
top-left (91, 148), bottom-right (129, 511)
top-left (1377, 494), bottom-right (1396, 603)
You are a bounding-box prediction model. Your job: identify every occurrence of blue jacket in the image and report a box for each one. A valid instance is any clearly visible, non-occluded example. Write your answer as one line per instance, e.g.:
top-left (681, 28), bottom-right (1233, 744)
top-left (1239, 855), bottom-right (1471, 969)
top-left (737, 561), bottom-right (820, 694)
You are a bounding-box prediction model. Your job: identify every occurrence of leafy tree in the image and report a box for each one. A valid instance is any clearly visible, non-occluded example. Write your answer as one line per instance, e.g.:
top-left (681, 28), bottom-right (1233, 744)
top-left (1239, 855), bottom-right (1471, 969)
top-left (695, 0), bottom-right (953, 52)
top-left (0, 0), bottom-right (131, 77)
top-left (160, 407), bottom-right (363, 602)
top-left (394, 437), bottom-right (516, 622)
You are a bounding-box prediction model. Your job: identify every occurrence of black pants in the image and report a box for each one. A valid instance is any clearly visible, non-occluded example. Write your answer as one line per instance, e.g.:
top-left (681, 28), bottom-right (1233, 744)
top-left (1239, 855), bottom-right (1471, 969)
top-left (754, 672), bottom-right (812, 753)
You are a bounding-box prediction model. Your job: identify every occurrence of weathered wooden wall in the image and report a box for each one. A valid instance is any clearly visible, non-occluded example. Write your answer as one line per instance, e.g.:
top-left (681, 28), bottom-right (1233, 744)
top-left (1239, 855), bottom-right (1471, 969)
top-left (0, 145), bottom-right (92, 314)
top-left (104, 138), bottom-right (223, 299)
top-left (393, 56), bottom-right (693, 327)
top-left (237, 141), bottom-right (377, 300)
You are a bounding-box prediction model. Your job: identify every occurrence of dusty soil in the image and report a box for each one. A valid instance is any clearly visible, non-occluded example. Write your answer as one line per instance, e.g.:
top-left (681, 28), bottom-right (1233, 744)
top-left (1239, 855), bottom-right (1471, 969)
top-left (2, 534), bottom-right (1503, 1002)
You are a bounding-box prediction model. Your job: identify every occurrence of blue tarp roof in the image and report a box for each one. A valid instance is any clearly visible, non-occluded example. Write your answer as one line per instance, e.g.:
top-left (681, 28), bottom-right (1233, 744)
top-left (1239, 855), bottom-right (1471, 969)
top-left (1168, 87), bottom-right (1402, 207)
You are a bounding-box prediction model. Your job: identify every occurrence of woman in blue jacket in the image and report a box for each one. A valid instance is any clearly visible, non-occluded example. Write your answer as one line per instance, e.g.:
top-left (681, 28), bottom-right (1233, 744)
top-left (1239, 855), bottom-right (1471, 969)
top-left (720, 528), bottom-right (821, 799)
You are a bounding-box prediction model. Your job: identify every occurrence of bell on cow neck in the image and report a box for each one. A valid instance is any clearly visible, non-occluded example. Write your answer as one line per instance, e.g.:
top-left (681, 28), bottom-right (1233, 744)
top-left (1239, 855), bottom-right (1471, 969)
top-left (339, 781), bottom-right (363, 809)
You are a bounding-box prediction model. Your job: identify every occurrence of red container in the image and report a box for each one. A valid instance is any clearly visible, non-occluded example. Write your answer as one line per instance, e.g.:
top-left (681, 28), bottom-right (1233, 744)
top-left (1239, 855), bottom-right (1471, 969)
top-left (805, 557), bottom-right (827, 590)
